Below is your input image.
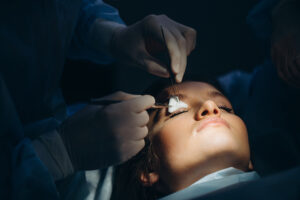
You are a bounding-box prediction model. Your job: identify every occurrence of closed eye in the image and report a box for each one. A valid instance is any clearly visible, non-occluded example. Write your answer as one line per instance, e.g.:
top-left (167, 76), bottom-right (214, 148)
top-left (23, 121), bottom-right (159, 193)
top-left (169, 110), bottom-right (188, 118)
top-left (219, 106), bottom-right (233, 113)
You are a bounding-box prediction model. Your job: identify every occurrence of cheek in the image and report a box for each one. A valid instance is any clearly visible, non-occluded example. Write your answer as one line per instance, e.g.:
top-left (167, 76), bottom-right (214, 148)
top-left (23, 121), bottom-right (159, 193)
top-left (224, 115), bottom-right (250, 154)
top-left (227, 115), bottom-right (248, 140)
top-left (156, 115), bottom-right (193, 160)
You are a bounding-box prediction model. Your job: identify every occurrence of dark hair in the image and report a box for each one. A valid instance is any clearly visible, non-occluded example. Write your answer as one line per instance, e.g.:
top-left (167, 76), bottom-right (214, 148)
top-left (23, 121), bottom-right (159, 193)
top-left (110, 80), bottom-right (170, 200)
top-left (110, 78), bottom-right (222, 200)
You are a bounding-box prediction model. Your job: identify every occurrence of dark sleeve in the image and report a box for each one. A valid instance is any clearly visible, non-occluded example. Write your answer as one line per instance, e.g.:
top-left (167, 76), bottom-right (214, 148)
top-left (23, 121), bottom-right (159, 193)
top-left (217, 69), bottom-right (253, 117)
top-left (246, 0), bottom-right (281, 40)
top-left (68, 0), bottom-right (125, 64)
top-left (0, 74), bottom-right (59, 200)
top-left (218, 60), bottom-right (300, 176)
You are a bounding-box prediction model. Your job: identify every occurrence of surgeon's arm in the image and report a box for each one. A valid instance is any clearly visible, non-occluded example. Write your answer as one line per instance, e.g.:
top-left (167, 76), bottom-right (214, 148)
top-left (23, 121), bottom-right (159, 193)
top-left (0, 75), bottom-right (59, 199)
top-left (70, 0), bottom-right (196, 82)
top-left (31, 130), bottom-right (74, 181)
top-left (68, 0), bottom-right (125, 64)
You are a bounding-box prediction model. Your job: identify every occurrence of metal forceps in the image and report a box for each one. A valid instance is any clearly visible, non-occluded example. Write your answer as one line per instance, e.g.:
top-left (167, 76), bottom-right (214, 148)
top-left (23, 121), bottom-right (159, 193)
top-left (160, 26), bottom-right (180, 102)
top-left (89, 27), bottom-right (181, 109)
top-left (90, 99), bottom-right (169, 109)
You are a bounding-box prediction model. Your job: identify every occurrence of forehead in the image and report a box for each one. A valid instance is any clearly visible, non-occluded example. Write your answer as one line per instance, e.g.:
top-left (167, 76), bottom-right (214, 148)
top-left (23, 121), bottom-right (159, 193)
top-left (168, 81), bottom-right (215, 93)
top-left (164, 81), bottom-right (221, 100)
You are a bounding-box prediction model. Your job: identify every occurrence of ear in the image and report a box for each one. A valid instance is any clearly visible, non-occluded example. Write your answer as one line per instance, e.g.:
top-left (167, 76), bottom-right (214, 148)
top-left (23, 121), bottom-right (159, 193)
top-left (248, 160), bottom-right (254, 171)
top-left (140, 172), bottom-right (159, 187)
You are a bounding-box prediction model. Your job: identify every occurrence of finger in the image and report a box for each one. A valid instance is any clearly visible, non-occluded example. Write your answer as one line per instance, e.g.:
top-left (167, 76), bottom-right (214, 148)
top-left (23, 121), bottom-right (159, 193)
top-left (287, 60), bottom-right (300, 86)
top-left (169, 28), bottom-right (187, 83)
top-left (123, 110), bottom-right (149, 127)
top-left (162, 27), bottom-right (181, 76)
top-left (121, 140), bottom-right (145, 162)
top-left (176, 65), bottom-right (186, 83)
top-left (290, 58), bottom-right (300, 80)
top-left (134, 111), bottom-right (150, 127)
top-left (176, 23), bottom-right (197, 55)
top-left (98, 91), bottom-right (140, 101)
top-left (285, 66), bottom-right (300, 87)
top-left (130, 126), bottom-right (148, 140)
top-left (281, 45), bottom-right (299, 86)
top-left (121, 95), bottom-right (155, 113)
top-left (142, 52), bottom-right (170, 78)
top-left (272, 43), bottom-right (291, 84)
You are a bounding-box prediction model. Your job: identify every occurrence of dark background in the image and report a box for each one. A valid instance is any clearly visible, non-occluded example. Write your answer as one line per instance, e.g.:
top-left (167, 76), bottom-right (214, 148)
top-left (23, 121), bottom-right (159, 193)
top-left (62, 0), bottom-right (268, 104)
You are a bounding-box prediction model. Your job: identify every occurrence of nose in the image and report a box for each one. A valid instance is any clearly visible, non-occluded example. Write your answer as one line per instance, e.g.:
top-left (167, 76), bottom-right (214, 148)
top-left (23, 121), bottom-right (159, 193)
top-left (196, 100), bottom-right (221, 120)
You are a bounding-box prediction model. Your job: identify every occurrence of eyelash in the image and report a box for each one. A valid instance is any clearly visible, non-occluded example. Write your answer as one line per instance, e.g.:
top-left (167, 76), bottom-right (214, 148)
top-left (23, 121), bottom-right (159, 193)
top-left (169, 106), bottom-right (233, 118)
top-left (219, 106), bottom-right (233, 113)
top-left (169, 110), bottom-right (188, 118)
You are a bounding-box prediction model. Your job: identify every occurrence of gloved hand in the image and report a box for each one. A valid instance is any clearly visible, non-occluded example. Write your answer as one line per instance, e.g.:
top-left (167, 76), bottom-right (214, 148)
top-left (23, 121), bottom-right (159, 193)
top-left (271, 0), bottom-right (300, 88)
top-left (110, 14), bottom-right (197, 82)
top-left (271, 32), bottom-right (300, 88)
top-left (58, 91), bottom-right (155, 170)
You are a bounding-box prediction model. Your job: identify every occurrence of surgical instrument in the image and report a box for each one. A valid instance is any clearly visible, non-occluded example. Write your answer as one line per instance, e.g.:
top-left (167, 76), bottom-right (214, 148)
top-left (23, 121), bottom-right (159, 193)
top-left (90, 99), bottom-right (169, 109)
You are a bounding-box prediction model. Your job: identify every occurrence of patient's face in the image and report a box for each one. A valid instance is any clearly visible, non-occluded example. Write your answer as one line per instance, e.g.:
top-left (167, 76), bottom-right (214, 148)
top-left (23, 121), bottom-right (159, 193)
top-left (149, 81), bottom-right (250, 191)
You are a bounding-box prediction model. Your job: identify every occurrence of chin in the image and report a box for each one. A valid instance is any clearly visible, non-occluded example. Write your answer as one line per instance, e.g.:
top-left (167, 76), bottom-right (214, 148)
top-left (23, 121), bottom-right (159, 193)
top-left (194, 125), bottom-right (231, 136)
top-left (197, 127), bottom-right (235, 144)
top-left (201, 132), bottom-right (248, 160)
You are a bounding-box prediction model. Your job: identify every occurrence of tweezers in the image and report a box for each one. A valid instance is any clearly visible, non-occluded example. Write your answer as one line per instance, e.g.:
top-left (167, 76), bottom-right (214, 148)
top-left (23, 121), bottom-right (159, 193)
top-left (160, 26), bottom-right (180, 102)
top-left (90, 99), bottom-right (169, 109)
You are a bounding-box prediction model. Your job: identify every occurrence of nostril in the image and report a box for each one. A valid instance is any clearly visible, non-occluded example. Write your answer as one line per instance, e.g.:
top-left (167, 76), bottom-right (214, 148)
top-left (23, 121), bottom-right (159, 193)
top-left (213, 109), bottom-right (218, 114)
top-left (201, 110), bottom-right (208, 116)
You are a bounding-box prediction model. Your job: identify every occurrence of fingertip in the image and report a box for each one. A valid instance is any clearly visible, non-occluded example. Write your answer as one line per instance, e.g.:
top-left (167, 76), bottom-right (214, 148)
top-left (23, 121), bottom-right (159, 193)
top-left (143, 95), bottom-right (155, 104)
top-left (173, 63), bottom-right (180, 74)
top-left (176, 73), bottom-right (183, 83)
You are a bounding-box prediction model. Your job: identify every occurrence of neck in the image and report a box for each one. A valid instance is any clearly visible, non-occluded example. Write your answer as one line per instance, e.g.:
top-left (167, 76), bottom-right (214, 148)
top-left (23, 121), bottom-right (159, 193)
top-left (160, 166), bottom-right (225, 193)
top-left (159, 162), bottom-right (249, 193)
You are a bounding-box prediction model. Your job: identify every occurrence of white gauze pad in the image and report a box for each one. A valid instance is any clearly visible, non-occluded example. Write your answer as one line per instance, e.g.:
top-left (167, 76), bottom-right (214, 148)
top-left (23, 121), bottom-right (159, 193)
top-left (168, 96), bottom-right (188, 113)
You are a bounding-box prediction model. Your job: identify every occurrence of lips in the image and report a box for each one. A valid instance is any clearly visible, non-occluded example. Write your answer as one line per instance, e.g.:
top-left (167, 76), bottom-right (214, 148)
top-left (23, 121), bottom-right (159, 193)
top-left (196, 117), bottom-right (230, 133)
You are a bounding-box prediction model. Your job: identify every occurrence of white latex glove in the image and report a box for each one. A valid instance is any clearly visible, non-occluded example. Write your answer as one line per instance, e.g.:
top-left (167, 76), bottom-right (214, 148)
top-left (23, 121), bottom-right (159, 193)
top-left (58, 91), bottom-right (155, 170)
top-left (110, 14), bottom-right (197, 82)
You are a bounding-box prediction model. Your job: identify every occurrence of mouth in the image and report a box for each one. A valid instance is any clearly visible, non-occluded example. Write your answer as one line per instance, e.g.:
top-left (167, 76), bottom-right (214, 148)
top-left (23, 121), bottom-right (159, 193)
top-left (195, 117), bottom-right (230, 133)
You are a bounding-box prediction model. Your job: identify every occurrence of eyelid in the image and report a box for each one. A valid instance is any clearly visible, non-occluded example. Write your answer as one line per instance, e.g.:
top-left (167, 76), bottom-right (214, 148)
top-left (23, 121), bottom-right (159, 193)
top-left (218, 105), bottom-right (233, 113)
top-left (168, 108), bottom-right (189, 118)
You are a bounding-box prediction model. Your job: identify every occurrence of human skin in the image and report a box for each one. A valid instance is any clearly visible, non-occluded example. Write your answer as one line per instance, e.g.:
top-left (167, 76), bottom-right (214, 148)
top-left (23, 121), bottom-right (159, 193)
top-left (143, 81), bottom-right (252, 193)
